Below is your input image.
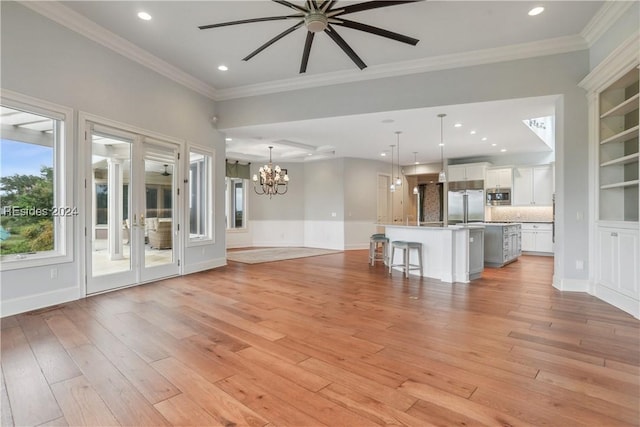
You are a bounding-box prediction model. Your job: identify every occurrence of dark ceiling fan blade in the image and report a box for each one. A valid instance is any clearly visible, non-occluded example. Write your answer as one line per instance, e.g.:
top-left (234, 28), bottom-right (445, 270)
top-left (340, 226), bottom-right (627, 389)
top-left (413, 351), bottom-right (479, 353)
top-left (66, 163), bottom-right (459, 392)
top-left (198, 15), bottom-right (301, 30)
top-left (272, 0), bottom-right (309, 13)
top-left (324, 25), bottom-right (367, 70)
top-left (332, 18), bottom-right (419, 45)
top-left (319, 0), bottom-right (337, 12)
top-left (331, 0), bottom-right (423, 17)
top-left (243, 21), bottom-right (305, 61)
top-left (300, 31), bottom-right (315, 73)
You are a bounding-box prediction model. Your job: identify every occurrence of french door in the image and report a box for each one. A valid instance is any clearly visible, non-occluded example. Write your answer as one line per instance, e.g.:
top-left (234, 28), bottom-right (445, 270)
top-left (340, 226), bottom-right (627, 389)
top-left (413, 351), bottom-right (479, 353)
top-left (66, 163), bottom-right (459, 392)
top-left (86, 122), bottom-right (180, 294)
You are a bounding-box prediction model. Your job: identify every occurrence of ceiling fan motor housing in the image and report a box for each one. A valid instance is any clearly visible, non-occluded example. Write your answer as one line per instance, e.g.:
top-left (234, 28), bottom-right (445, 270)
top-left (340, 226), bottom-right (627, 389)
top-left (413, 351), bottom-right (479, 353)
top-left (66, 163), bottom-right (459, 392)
top-left (305, 12), bottom-right (328, 32)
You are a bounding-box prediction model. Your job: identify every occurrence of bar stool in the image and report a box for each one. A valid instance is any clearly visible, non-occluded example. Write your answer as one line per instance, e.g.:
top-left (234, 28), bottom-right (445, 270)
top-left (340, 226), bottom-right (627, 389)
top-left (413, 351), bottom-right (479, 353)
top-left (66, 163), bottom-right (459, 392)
top-left (389, 241), bottom-right (423, 278)
top-left (369, 234), bottom-right (389, 266)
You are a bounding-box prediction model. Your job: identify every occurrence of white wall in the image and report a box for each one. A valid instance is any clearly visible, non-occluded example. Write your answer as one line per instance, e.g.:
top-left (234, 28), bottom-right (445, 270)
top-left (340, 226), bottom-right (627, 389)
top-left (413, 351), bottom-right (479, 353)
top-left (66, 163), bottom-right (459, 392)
top-left (1, 3), bottom-right (224, 315)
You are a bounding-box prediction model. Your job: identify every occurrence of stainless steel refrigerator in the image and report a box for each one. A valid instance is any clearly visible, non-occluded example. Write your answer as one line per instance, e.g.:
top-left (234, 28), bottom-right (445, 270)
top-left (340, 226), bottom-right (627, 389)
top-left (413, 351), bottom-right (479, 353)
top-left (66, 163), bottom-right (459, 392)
top-left (447, 180), bottom-right (485, 224)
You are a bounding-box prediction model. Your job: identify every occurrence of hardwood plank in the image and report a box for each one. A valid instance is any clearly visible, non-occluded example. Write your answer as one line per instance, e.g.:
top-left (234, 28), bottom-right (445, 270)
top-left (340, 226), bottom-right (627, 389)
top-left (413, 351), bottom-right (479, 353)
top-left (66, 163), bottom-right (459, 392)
top-left (50, 376), bottom-right (120, 426)
top-left (216, 374), bottom-right (328, 427)
top-left (15, 314), bottom-right (82, 384)
top-left (37, 417), bottom-right (69, 427)
top-left (1, 326), bottom-right (62, 426)
top-left (1, 369), bottom-right (14, 427)
top-left (151, 357), bottom-right (267, 427)
top-left (154, 393), bottom-right (222, 427)
top-left (44, 313), bottom-right (91, 349)
top-left (67, 344), bottom-right (169, 426)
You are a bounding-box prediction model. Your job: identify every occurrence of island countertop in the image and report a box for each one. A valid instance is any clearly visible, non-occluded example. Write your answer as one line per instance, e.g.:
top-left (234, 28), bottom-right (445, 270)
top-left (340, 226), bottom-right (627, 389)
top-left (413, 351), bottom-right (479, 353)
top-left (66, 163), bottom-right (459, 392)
top-left (384, 224), bottom-right (484, 283)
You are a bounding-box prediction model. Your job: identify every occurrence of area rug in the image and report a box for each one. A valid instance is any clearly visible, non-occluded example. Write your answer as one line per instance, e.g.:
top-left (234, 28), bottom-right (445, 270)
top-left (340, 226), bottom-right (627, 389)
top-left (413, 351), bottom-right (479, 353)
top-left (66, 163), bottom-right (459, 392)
top-left (227, 247), bottom-right (342, 264)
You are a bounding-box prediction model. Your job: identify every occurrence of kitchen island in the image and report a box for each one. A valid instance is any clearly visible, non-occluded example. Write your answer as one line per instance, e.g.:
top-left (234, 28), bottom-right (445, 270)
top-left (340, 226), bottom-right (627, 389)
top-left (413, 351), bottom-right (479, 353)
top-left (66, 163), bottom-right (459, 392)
top-left (384, 224), bottom-right (484, 283)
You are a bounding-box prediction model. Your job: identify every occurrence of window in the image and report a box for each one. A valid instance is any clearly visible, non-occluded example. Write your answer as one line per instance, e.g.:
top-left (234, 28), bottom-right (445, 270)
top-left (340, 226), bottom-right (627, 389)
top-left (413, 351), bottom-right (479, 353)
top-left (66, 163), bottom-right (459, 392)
top-left (0, 91), bottom-right (73, 268)
top-left (95, 184), bottom-right (128, 225)
top-left (226, 177), bottom-right (246, 229)
top-left (188, 149), bottom-right (212, 242)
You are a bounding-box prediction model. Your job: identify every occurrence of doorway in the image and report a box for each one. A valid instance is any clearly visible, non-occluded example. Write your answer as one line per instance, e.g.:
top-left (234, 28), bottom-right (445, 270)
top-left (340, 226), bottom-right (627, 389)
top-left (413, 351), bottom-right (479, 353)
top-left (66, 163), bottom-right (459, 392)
top-left (85, 122), bottom-right (180, 294)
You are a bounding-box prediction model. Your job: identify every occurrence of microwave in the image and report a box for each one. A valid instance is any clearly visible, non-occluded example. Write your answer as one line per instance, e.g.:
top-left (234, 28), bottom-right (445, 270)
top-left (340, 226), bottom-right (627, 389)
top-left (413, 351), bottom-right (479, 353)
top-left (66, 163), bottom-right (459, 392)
top-left (486, 188), bottom-right (511, 206)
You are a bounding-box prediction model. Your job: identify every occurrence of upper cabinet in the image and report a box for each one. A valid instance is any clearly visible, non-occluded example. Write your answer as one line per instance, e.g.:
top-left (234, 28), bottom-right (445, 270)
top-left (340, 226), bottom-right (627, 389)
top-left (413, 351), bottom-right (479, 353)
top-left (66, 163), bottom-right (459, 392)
top-left (513, 165), bottom-right (554, 206)
top-left (485, 168), bottom-right (513, 189)
top-left (598, 68), bottom-right (639, 222)
top-left (448, 162), bottom-right (489, 182)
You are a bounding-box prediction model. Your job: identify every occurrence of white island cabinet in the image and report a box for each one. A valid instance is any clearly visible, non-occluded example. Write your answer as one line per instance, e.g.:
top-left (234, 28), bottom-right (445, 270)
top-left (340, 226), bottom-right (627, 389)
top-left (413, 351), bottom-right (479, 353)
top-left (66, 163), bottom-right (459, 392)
top-left (384, 224), bottom-right (484, 283)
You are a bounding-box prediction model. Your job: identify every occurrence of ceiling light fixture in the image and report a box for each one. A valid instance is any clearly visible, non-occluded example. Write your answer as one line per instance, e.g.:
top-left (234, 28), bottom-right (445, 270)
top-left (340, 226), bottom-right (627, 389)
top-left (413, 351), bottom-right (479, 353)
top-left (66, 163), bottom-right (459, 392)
top-left (437, 114), bottom-right (447, 183)
top-left (218, 65), bottom-right (229, 71)
top-left (395, 132), bottom-right (403, 187)
top-left (252, 146), bottom-right (289, 198)
top-left (501, 148), bottom-right (507, 152)
top-left (528, 6), bottom-right (545, 16)
top-left (412, 152), bottom-right (419, 195)
top-left (470, 130), bottom-right (477, 135)
top-left (491, 143), bottom-right (497, 147)
top-left (137, 12), bottom-right (152, 21)
top-left (225, 137), bottom-right (232, 141)
top-left (380, 152), bottom-right (386, 157)
top-left (454, 123), bottom-right (462, 128)
top-left (481, 137), bottom-right (488, 141)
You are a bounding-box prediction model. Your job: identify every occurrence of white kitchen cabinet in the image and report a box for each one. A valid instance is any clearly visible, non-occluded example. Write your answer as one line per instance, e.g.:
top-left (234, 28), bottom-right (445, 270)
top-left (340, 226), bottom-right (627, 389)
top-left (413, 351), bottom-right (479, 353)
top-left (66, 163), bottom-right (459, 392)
top-left (485, 168), bottom-right (512, 189)
top-left (597, 226), bottom-right (639, 300)
top-left (521, 223), bottom-right (553, 254)
top-left (513, 165), bottom-right (553, 206)
top-left (448, 162), bottom-right (489, 182)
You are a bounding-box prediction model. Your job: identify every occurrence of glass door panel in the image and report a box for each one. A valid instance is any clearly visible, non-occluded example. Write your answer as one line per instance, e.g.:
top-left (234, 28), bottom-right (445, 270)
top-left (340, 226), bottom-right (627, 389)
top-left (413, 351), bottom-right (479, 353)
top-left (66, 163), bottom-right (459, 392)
top-left (87, 125), bottom-right (136, 293)
top-left (141, 141), bottom-right (179, 282)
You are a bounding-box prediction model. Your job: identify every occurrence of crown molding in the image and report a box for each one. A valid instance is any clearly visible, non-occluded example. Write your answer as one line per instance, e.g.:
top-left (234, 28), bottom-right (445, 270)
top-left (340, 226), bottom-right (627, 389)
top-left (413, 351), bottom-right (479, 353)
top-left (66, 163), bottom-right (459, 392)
top-left (215, 35), bottom-right (588, 101)
top-left (580, 1), bottom-right (636, 47)
top-left (579, 31), bottom-right (640, 92)
top-left (19, 1), bottom-right (218, 100)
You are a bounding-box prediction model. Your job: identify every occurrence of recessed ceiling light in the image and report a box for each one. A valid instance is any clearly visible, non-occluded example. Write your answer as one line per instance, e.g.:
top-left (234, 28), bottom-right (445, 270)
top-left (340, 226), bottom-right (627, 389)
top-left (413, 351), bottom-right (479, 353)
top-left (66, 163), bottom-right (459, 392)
top-left (218, 65), bottom-right (229, 71)
top-left (225, 137), bottom-right (232, 141)
top-left (380, 152), bottom-right (387, 157)
top-left (501, 148), bottom-right (507, 152)
top-left (414, 161), bottom-right (419, 165)
top-left (528, 6), bottom-right (544, 16)
top-left (307, 153), bottom-right (313, 156)
top-left (491, 143), bottom-right (497, 147)
top-left (470, 130), bottom-right (476, 135)
top-left (137, 12), bottom-right (152, 21)
top-left (454, 123), bottom-right (462, 128)
top-left (439, 143), bottom-right (444, 147)
top-left (481, 137), bottom-right (488, 141)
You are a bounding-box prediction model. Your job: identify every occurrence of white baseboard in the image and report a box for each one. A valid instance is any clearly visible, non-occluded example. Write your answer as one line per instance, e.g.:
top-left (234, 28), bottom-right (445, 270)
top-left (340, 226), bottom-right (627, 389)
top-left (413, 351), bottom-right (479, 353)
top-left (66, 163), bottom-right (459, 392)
top-left (594, 285), bottom-right (640, 319)
top-left (345, 243), bottom-right (369, 250)
top-left (1, 285), bottom-right (80, 318)
top-left (251, 240), bottom-right (306, 248)
top-left (183, 257), bottom-right (226, 275)
top-left (552, 276), bottom-right (590, 292)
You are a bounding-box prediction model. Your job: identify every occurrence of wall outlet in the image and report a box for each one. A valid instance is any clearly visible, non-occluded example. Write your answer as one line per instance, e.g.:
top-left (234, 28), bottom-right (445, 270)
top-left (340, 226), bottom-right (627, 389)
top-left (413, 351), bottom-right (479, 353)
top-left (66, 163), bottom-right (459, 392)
top-left (50, 268), bottom-right (58, 279)
top-left (331, 212), bottom-right (337, 217)
top-left (576, 211), bottom-right (583, 221)
top-left (575, 260), bottom-right (584, 270)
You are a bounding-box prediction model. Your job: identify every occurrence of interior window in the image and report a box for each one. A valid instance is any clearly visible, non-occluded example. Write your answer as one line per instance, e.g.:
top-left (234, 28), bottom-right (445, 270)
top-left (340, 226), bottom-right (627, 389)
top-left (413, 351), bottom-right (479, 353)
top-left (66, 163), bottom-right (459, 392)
top-left (188, 150), bottom-right (212, 241)
top-left (226, 177), bottom-right (246, 229)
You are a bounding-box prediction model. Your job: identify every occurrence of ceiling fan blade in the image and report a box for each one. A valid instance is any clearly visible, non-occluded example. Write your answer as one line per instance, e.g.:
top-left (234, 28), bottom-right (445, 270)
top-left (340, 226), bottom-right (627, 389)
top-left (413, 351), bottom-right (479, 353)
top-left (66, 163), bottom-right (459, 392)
top-left (332, 18), bottom-right (419, 45)
top-left (300, 31), bottom-right (315, 73)
top-left (198, 15), bottom-right (301, 30)
top-left (324, 25), bottom-right (367, 70)
top-left (331, 0), bottom-right (423, 17)
top-left (272, 0), bottom-right (309, 13)
top-left (243, 21), bottom-right (305, 61)
top-left (319, 0), bottom-right (337, 12)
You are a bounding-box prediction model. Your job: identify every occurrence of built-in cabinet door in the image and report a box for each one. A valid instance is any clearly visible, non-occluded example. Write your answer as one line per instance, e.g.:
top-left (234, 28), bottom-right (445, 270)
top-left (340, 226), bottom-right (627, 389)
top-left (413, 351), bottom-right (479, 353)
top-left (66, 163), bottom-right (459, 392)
top-left (597, 226), bottom-right (639, 299)
top-left (465, 165), bottom-right (486, 181)
top-left (447, 165), bottom-right (467, 182)
top-left (521, 230), bottom-right (535, 251)
top-left (536, 230), bottom-right (554, 253)
top-left (486, 168), bottom-right (513, 188)
top-left (513, 168), bottom-right (534, 205)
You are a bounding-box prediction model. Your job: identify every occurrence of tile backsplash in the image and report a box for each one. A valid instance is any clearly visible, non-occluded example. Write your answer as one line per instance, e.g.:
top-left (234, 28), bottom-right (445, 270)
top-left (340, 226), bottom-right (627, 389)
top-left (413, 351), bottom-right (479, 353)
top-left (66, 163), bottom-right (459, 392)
top-left (489, 206), bottom-right (553, 222)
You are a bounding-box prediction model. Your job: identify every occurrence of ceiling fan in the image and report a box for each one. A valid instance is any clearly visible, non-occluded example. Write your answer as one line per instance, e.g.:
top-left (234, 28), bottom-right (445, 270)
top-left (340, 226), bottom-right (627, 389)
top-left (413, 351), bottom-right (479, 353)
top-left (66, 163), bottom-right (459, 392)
top-left (198, 0), bottom-right (422, 73)
top-left (161, 164), bottom-right (171, 176)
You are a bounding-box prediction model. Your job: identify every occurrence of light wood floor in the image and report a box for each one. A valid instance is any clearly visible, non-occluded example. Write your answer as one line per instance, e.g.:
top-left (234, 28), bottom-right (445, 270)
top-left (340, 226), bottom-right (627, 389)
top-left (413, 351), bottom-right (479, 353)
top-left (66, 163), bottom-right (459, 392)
top-left (2, 253), bottom-right (639, 426)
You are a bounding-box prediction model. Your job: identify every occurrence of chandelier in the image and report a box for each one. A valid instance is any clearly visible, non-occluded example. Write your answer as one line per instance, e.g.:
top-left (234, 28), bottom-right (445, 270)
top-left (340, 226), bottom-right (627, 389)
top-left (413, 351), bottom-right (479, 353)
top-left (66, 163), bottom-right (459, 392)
top-left (252, 146), bottom-right (289, 198)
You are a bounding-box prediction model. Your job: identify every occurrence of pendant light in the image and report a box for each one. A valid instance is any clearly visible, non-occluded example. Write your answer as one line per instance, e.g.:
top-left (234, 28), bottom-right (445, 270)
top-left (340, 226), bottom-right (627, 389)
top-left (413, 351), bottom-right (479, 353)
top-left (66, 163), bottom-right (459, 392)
top-left (389, 144), bottom-right (396, 192)
top-left (437, 113), bottom-right (447, 183)
top-left (395, 131), bottom-right (402, 187)
top-left (412, 152), bottom-right (419, 195)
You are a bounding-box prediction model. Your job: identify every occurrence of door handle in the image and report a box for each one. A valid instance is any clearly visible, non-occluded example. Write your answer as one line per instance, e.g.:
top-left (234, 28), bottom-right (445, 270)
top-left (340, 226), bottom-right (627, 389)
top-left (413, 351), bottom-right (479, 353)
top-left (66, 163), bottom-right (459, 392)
top-left (140, 214), bottom-right (145, 227)
top-left (132, 214), bottom-right (137, 227)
